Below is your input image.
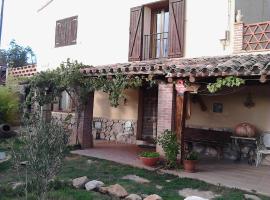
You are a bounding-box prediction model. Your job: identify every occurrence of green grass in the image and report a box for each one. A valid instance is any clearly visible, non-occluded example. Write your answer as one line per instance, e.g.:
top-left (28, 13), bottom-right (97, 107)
top-left (0, 139), bottom-right (270, 200)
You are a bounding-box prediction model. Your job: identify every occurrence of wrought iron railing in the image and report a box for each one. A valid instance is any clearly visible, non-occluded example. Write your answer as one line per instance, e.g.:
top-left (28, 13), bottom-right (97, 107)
top-left (243, 21), bottom-right (270, 51)
top-left (143, 32), bottom-right (169, 60)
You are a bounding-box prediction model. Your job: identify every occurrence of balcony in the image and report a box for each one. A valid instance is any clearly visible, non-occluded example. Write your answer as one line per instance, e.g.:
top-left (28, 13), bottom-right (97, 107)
top-left (243, 21), bottom-right (270, 51)
top-left (143, 32), bottom-right (169, 60)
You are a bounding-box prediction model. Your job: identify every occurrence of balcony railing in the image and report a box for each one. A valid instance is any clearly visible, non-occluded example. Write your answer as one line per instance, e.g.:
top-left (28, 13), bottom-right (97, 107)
top-left (143, 32), bottom-right (169, 60)
top-left (243, 21), bottom-right (270, 51)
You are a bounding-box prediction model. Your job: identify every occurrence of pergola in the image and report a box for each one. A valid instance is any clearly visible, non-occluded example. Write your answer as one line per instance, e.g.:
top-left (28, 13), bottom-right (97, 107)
top-left (77, 53), bottom-right (270, 161)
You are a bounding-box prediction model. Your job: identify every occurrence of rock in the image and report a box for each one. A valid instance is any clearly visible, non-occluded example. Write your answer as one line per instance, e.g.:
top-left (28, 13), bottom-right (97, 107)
top-left (100, 184), bottom-right (128, 198)
top-left (11, 182), bottom-right (24, 190)
top-left (156, 185), bottom-right (163, 190)
top-left (143, 194), bottom-right (162, 200)
top-left (85, 180), bottom-right (104, 191)
top-left (244, 194), bottom-right (261, 200)
top-left (125, 194), bottom-right (142, 200)
top-left (205, 147), bottom-right (218, 157)
top-left (72, 176), bottom-right (89, 189)
top-left (179, 189), bottom-right (219, 199)
top-left (122, 175), bottom-right (150, 184)
top-left (86, 159), bottom-right (97, 165)
top-left (184, 196), bottom-right (208, 200)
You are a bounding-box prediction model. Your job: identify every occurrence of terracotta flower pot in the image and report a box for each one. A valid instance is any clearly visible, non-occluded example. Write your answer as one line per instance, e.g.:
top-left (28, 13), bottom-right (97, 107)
top-left (183, 160), bottom-right (197, 173)
top-left (140, 156), bottom-right (159, 166)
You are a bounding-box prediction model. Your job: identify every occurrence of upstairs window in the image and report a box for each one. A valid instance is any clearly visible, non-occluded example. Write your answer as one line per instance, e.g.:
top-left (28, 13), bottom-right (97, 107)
top-left (55, 16), bottom-right (78, 48)
top-left (150, 9), bottom-right (169, 59)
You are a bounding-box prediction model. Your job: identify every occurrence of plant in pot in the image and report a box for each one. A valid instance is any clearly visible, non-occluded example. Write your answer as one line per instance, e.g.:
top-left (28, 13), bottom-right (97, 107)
top-left (139, 151), bottom-right (160, 166)
top-left (157, 130), bottom-right (180, 169)
top-left (183, 151), bottom-right (199, 173)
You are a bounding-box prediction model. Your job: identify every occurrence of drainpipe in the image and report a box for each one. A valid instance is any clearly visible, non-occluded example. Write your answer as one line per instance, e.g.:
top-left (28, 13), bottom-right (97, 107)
top-left (0, 0), bottom-right (4, 48)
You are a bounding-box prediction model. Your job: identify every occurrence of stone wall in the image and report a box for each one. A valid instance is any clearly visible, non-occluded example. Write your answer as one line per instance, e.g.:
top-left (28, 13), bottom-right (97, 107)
top-left (51, 112), bottom-right (137, 144)
top-left (92, 118), bottom-right (137, 144)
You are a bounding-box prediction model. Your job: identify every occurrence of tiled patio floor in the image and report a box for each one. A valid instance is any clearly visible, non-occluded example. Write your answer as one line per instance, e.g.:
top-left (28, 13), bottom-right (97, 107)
top-left (72, 140), bottom-right (270, 196)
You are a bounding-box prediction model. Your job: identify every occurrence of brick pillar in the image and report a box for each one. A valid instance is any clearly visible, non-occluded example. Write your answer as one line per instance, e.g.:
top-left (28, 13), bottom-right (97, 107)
top-left (75, 92), bottom-right (94, 149)
top-left (233, 22), bottom-right (244, 54)
top-left (156, 83), bottom-right (174, 156)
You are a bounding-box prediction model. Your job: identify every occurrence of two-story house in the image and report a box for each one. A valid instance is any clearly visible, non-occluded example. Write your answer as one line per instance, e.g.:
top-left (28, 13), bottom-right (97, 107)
top-left (36, 0), bottom-right (270, 165)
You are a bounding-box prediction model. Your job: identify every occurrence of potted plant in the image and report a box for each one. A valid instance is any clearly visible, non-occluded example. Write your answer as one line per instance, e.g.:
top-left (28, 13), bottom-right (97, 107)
top-left (183, 151), bottom-right (199, 173)
top-left (139, 152), bottom-right (160, 166)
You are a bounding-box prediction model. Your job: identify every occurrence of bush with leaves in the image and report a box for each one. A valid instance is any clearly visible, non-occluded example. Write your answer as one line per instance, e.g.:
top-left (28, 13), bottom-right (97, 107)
top-left (157, 130), bottom-right (180, 168)
top-left (11, 114), bottom-right (70, 200)
top-left (0, 86), bottom-right (19, 124)
top-left (207, 76), bottom-right (245, 93)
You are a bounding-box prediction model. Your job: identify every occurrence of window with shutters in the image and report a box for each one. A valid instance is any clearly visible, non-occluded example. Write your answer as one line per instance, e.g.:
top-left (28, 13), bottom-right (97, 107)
top-left (55, 16), bottom-right (78, 48)
top-left (129, 0), bottom-right (185, 61)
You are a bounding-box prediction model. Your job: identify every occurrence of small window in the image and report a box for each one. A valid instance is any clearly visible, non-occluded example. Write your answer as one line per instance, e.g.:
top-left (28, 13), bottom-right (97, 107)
top-left (55, 16), bottom-right (78, 47)
top-left (213, 103), bottom-right (223, 113)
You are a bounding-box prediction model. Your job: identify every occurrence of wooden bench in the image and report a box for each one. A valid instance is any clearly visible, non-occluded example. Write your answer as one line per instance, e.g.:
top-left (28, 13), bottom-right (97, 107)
top-left (184, 128), bottom-right (233, 159)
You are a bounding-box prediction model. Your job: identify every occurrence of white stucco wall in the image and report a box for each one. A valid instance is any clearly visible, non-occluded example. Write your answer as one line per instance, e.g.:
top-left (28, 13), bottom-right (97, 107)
top-left (35, 0), bottom-right (234, 71)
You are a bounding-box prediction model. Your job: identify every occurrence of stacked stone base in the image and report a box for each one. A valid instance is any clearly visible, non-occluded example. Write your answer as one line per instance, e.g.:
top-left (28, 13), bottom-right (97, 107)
top-left (52, 112), bottom-right (137, 145)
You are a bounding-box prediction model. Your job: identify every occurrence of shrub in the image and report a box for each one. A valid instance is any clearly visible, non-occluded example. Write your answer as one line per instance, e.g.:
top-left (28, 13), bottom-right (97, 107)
top-left (139, 152), bottom-right (160, 158)
top-left (12, 115), bottom-right (70, 200)
top-left (157, 130), bottom-right (180, 168)
top-left (0, 86), bottom-right (19, 124)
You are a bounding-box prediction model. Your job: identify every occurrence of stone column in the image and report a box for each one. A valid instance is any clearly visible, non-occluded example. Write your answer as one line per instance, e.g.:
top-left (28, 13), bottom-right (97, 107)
top-left (74, 92), bottom-right (94, 149)
top-left (156, 83), bottom-right (174, 156)
top-left (41, 104), bottom-right (52, 122)
top-left (233, 22), bottom-right (244, 54)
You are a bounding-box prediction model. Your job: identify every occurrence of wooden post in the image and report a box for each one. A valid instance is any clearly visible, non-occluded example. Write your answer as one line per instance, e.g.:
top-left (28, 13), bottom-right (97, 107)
top-left (175, 92), bottom-right (187, 164)
top-left (75, 92), bottom-right (94, 149)
top-left (136, 88), bottom-right (144, 140)
top-left (175, 80), bottom-right (188, 164)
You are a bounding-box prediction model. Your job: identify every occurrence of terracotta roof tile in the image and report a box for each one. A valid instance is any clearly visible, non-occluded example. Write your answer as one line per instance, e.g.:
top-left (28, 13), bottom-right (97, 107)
top-left (81, 54), bottom-right (270, 77)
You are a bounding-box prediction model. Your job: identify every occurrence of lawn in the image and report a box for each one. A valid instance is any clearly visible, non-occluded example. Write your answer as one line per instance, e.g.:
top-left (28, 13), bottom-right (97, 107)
top-left (0, 139), bottom-right (270, 200)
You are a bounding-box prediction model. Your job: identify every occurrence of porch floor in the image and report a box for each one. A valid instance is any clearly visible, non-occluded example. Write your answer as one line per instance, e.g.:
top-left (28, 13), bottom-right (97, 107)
top-left (72, 140), bottom-right (270, 196)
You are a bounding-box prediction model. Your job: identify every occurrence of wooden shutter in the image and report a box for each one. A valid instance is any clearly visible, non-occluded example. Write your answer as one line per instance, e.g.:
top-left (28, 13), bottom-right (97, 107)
top-left (69, 16), bottom-right (78, 45)
top-left (168, 0), bottom-right (185, 58)
top-left (55, 21), bottom-right (63, 47)
top-left (55, 16), bottom-right (78, 47)
top-left (128, 6), bottom-right (144, 62)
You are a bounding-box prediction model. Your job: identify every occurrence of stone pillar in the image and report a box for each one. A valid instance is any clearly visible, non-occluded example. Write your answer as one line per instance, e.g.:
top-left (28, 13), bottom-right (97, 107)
top-left (41, 104), bottom-right (52, 122)
top-left (75, 92), bottom-right (94, 149)
top-left (233, 22), bottom-right (244, 54)
top-left (156, 83), bottom-right (174, 156)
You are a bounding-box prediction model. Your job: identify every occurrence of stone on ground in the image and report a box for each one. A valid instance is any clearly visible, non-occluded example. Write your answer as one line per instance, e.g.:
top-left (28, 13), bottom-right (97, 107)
top-left (179, 188), bottom-right (219, 199)
top-left (85, 180), bottom-right (104, 191)
top-left (122, 175), bottom-right (150, 184)
top-left (244, 194), bottom-right (261, 200)
top-left (184, 196), bottom-right (208, 200)
top-left (125, 194), bottom-right (142, 200)
top-left (72, 176), bottom-right (89, 189)
top-left (100, 184), bottom-right (128, 198)
top-left (143, 194), bottom-right (162, 200)
top-left (155, 185), bottom-right (163, 190)
top-left (11, 182), bottom-right (24, 190)
top-left (86, 159), bottom-right (97, 165)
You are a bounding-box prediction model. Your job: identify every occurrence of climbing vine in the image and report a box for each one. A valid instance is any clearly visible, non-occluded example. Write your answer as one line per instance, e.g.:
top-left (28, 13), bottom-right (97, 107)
top-left (25, 59), bottom-right (158, 146)
top-left (207, 76), bottom-right (245, 93)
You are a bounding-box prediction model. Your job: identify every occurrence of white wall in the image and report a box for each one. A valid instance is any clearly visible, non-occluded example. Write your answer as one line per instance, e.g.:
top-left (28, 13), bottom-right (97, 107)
top-left (184, 0), bottom-right (232, 58)
top-left (36, 0), bottom-right (233, 71)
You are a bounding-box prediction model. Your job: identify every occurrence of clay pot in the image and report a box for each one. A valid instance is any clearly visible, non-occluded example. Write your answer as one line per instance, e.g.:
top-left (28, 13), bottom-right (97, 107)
top-left (183, 160), bottom-right (197, 173)
top-left (234, 123), bottom-right (257, 138)
top-left (140, 157), bottom-right (159, 166)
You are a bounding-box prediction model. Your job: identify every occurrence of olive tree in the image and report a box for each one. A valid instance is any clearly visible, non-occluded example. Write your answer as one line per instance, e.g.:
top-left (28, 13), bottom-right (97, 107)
top-left (12, 115), bottom-right (70, 200)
